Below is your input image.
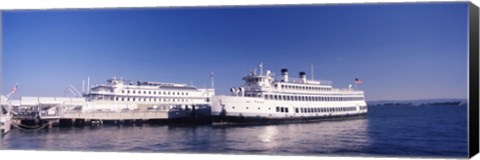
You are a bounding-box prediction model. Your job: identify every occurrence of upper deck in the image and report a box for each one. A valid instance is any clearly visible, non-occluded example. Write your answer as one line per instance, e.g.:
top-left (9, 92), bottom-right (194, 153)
top-left (86, 77), bottom-right (215, 103)
top-left (232, 65), bottom-right (364, 97)
top-left (90, 78), bottom-right (208, 93)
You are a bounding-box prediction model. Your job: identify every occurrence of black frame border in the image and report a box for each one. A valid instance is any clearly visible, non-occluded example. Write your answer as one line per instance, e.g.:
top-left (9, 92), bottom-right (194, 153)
top-left (469, 1), bottom-right (479, 158)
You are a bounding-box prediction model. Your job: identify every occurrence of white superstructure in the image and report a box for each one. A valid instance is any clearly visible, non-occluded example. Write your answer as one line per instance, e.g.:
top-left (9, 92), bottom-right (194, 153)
top-left (211, 64), bottom-right (367, 123)
top-left (83, 77), bottom-right (215, 112)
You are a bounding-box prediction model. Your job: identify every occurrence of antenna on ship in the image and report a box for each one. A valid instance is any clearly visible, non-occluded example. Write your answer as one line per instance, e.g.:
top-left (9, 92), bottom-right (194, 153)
top-left (311, 64), bottom-right (314, 81)
top-left (82, 80), bottom-right (85, 94)
top-left (87, 76), bottom-right (90, 94)
top-left (210, 72), bottom-right (214, 89)
top-left (259, 62), bottom-right (263, 76)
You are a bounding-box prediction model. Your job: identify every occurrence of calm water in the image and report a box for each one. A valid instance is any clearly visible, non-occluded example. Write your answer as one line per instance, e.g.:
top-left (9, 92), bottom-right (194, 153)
top-left (1, 105), bottom-right (468, 158)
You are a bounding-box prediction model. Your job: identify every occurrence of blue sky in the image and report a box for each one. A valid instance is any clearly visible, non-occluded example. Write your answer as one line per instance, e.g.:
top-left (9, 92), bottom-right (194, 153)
top-left (1, 2), bottom-right (469, 101)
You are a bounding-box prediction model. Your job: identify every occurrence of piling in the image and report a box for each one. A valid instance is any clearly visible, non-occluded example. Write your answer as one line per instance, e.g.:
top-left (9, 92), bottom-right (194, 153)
top-left (48, 121), bottom-right (53, 129)
top-left (74, 119), bottom-right (86, 127)
top-left (59, 119), bottom-right (74, 127)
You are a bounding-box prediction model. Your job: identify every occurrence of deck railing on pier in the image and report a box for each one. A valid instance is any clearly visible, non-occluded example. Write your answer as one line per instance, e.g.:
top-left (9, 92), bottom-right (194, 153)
top-left (38, 106), bottom-right (196, 120)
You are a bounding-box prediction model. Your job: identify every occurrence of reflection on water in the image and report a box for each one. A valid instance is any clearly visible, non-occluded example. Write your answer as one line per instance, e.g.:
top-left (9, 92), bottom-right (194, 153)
top-left (1, 105), bottom-right (468, 157)
top-left (258, 126), bottom-right (277, 143)
top-left (1, 118), bottom-right (369, 155)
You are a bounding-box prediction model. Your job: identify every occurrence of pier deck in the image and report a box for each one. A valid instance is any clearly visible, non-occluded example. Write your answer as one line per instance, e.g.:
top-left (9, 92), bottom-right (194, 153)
top-left (59, 111), bottom-right (168, 120)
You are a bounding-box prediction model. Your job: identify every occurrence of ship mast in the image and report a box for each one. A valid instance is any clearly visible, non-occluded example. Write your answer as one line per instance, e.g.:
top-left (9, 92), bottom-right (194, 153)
top-left (82, 80), bottom-right (85, 94)
top-left (87, 76), bottom-right (90, 94)
top-left (311, 64), bottom-right (314, 81)
top-left (210, 72), bottom-right (214, 89)
top-left (259, 62), bottom-right (263, 76)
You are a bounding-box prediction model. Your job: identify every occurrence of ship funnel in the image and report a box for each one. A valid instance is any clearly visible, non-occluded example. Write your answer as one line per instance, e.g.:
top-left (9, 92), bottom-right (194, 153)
top-left (238, 87), bottom-right (245, 97)
top-left (281, 68), bottom-right (288, 82)
top-left (230, 87), bottom-right (236, 96)
top-left (299, 72), bottom-right (307, 83)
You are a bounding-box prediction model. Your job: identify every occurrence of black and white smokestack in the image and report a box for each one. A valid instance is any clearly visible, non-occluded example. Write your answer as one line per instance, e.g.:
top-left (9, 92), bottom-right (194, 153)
top-left (281, 68), bottom-right (288, 75)
top-left (300, 72), bottom-right (307, 83)
top-left (299, 72), bottom-right (306, 78)
top-left (281, 68), bottom-right (289, 82)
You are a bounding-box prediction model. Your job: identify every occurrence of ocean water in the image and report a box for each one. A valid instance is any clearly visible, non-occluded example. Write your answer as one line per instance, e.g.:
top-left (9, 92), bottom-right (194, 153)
top-left (0, 105), bottom-right (468, 158)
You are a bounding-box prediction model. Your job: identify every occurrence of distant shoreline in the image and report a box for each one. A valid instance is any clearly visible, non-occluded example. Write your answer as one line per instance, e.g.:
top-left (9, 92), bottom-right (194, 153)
top-left (367, 101), bottom-right (466, 107)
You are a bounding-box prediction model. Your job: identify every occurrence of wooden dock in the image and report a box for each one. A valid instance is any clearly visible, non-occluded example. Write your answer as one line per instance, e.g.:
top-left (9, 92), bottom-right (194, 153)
top-left (12, 106), bottom-right (211, 128)
top-left (8, 97), bottom-right (212, 128)
top-left (40, 110), bottom-right (172, 120)
top-left (60, 111), bottom-right (168, 120)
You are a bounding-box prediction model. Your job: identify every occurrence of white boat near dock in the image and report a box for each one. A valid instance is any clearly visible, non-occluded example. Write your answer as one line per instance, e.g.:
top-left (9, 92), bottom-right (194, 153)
top-left (211, 63), bottom-right (367, 123)
top-left (28, 77), bottom-right (216, 123)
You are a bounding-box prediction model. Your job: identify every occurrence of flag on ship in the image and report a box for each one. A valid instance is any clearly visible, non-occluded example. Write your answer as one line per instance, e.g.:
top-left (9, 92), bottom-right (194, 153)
top-left (11, 85), bottom-right (17, 94)
top-left (355, 78), bottom-right (363, 84)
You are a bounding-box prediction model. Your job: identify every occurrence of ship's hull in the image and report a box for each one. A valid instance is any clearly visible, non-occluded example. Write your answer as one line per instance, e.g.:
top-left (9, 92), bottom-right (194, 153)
top-left (211, 95), bottom-right (367, 124)
top-left (212, 113), bottom-right (367, 125)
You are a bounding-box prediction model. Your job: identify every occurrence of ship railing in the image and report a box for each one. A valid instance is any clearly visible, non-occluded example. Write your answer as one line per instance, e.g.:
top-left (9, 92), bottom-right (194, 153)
top-left (88, 90), bottom-right (112, 95)
top-left (90, 84), bottom-right (113, 89)
top-left (54, 108), bottom-right (172, 120)
top-left (331, 88), bottom-right (364, 92)
top-left (39, 102), bottom-right (205, 118)
top-left (64, 106), bottom-right (175, 113)
top-left (277, 78), bottom-right (332, 86)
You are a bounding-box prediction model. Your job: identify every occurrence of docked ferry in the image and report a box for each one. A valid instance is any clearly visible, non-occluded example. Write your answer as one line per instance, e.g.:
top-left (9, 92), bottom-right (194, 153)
top-left (79, 77), bottom-right (215, 120)
top-left (211, 64), bottom-right (367, 123)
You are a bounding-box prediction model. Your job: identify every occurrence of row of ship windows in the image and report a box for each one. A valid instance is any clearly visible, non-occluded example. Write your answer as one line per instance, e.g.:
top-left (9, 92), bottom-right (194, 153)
top-left (292, 106), bottom-right (357, 113)
top-left (99, 96), bottom-right (208, 103)
top-left (246, 78), bottom-right (267, 83)
top-left (246, 94), bottom-right (364, 101)
top-left (121, 90), bottom-right (189, 96)
top-left (230, 106), bottom-right (364, 113)
top-left (276, 84), bottom-right (332, 91)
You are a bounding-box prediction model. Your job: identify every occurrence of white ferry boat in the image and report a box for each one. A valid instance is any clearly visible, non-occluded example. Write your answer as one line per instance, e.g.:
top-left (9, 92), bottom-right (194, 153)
top-left (81, 77), bottom-right (215, 120)
top-left (211, 64), bottom-right (367, 123)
